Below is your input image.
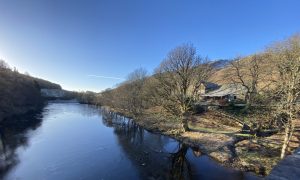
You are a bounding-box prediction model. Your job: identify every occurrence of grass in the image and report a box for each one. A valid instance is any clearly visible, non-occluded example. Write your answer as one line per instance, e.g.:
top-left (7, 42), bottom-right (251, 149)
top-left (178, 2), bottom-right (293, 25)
top-left (189, 125), bottom-right (235, 134)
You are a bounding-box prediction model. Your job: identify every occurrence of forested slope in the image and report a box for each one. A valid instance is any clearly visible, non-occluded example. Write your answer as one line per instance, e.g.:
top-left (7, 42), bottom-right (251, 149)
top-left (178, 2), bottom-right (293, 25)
top-left (0, 62), bottom-right (61, 121)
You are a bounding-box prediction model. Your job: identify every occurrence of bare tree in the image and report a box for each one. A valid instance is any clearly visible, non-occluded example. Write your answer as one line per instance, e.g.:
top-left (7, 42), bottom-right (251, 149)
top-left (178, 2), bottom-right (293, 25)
top-left (267, 35), bottom-right (300, 159)
top-left (0, 59), bottom-right (10, 70)
top-left (102, 68), bottom-right (148, 116)
top-left (124, 68), bottom-right (148, 115)
top-left (126, 68), bottom-right (147, 83)
top-left (155, 43), bottom-right (212, 131)
top-left (228, 54), bottom-right (272, 106)
top-left (99, 88), bottom-right (115, 107)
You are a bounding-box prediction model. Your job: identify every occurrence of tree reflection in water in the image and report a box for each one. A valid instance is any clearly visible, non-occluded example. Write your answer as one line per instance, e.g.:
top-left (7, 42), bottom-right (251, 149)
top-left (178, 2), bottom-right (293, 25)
top-left (101, 108), bottom-right (195, 180)
top-left (0, 111), bottom-right (43, 179)
top-left (170, 144), bottom-right (192, 180)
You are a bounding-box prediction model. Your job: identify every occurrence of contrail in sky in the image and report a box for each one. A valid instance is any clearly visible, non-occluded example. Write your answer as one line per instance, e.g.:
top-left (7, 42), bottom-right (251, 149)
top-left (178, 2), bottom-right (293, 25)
top-left (87, 75), bottom-right (125, 80)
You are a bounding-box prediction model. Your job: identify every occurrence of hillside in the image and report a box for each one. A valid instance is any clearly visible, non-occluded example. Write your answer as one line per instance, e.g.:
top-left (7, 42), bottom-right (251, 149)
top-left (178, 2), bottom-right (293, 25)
top-left (210, 59), bottom-right (232, 70)
top-left (209, 55), bottom-right (278, 90)
top-left (0, 66), bottom-right (61, 122)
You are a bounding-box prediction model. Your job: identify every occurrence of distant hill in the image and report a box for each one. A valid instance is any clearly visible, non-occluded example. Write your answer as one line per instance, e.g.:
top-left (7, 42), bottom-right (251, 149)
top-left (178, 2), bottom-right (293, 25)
top-left (210, 59), bottom-right (232, 70)
top-left (0, 65), bottom-right (61, 122)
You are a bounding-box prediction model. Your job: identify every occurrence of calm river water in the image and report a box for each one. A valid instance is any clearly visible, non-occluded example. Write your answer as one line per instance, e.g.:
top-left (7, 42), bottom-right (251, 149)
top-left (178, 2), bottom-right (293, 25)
top-left (0, 102), bottom-right (260, 180)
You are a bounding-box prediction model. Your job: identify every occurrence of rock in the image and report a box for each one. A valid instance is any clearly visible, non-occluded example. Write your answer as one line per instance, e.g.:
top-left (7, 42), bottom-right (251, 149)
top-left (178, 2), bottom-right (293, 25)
top-left (192, 149), bottom-right (202, 157)
top-left (209, 146), bottom-right (233, 163)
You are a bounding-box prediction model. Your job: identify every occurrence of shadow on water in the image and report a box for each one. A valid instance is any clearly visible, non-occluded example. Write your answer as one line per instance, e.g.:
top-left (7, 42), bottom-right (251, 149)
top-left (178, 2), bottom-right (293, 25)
top-left (101, 109), bottom-right (201, 179)
top-left (100, 108), bottom-right (260, 180)
top-left (0, 110), bottom-right (44, 179)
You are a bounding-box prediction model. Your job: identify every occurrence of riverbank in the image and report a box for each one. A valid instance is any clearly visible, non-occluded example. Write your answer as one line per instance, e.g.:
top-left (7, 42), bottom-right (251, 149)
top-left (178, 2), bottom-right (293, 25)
top-left (99, 105), bottom-right (299, 176)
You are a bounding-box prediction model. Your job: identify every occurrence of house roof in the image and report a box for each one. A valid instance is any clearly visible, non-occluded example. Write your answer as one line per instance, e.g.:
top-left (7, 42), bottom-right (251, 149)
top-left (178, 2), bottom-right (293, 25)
top-left (201, 84), bottom-right (246, 97)
top-left (201, 81), bottom-right (220, 90)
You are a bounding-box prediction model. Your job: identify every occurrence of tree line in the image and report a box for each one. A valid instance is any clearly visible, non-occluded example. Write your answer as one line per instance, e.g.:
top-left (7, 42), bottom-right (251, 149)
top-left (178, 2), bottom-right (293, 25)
top-left (0, 59), bottom-right (62, 122)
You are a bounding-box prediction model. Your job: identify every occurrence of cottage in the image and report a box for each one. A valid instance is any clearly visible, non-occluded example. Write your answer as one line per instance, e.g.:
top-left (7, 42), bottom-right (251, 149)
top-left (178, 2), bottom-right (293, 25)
top-left (186, 81), bottom-right (219, 101)
top-left (198, 82), bottom-right (220, 95)
top-left (201, 84), bottom-right (246, 104)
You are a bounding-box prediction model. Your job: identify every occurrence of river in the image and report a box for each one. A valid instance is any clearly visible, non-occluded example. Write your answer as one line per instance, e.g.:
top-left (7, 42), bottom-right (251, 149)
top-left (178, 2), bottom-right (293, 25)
top-left (0, 102), bottom-right (260, 180)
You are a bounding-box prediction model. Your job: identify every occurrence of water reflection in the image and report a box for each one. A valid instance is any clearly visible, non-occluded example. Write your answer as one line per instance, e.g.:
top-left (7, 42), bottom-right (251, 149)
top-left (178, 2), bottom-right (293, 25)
top-left (0, 103), bottom-right (260, 180)
top-left (101, 108), bottom-right (196, 179)
top-left (170, 144), bottom-right (191, 180)
top-left (0, 110), bottom-right (43, 178)
top-left (100, 108), bottom-right (260, 180)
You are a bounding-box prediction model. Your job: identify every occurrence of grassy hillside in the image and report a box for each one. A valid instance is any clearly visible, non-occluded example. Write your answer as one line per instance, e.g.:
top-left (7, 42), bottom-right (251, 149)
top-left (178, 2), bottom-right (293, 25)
top-left (209, 55), bottom-right (278, 90)
top-left (0, 66), bottom-right (61, 122)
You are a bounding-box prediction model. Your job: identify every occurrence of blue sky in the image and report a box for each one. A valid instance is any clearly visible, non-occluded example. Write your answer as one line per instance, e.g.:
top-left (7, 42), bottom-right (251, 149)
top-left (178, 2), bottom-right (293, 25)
top-left (0, 0), bottom-right (299, 92)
